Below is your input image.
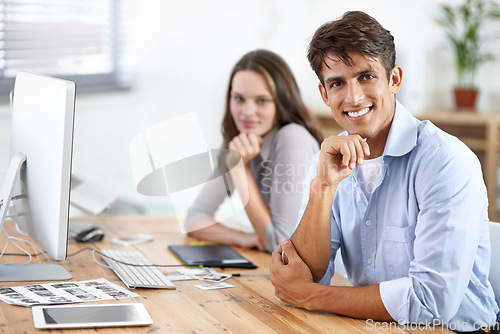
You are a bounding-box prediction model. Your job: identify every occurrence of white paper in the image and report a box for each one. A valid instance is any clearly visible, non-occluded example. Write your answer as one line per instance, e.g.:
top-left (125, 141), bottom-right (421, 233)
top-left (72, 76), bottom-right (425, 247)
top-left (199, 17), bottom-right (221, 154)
top-left (194, 282), bottom-right (234, 290)
top-left (199, 273), bottom-right (232, 282)
top-left (0, 278), bottom-right (139, 307)
top-left (176, 268), bottom-right (216, 276)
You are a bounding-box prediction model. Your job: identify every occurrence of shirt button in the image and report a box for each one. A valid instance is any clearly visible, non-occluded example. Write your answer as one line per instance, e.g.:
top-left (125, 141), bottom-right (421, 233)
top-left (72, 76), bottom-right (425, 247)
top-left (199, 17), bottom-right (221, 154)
top-left (365, 220), bottom-right (371, 226)
top-left (367, 258), bottom-right (372, 264)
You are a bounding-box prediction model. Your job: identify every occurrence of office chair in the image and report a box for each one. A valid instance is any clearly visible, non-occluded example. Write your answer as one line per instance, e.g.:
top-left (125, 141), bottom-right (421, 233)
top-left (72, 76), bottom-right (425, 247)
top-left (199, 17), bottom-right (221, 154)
top-left (489, 221), bottom-right (500, 311)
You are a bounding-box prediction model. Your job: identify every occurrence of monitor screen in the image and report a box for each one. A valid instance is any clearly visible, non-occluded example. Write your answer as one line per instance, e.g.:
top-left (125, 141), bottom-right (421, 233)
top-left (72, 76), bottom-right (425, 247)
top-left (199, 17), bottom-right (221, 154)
top-left (0, 71), bottom-right (75, 281)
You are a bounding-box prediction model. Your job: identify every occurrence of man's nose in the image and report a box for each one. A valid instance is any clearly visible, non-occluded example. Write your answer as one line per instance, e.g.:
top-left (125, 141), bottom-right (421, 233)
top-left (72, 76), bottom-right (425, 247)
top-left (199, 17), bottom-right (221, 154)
top-left (345, 82), bottom-right (365, 106)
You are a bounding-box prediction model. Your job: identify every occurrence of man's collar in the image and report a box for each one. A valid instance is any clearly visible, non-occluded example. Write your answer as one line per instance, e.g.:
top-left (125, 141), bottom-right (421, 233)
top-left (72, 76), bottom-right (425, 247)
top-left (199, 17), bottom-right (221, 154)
top-left (259, 126), bottom-right (278, 160)
top-left (382, 100), bottom-right (420, 158)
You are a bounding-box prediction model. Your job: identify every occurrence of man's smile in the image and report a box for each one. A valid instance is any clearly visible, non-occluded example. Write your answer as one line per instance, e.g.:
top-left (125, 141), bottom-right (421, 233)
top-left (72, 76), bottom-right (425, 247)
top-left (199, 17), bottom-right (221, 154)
top-left (345, 106), bottom-right (373, 118)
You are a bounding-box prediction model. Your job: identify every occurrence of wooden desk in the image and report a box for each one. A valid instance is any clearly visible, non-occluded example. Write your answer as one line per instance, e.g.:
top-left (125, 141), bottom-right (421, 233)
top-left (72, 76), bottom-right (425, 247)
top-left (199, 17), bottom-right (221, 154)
top-left (0, 216), bottom-right (455, 333)
top-left (315, 111), bottom-right (500, 221)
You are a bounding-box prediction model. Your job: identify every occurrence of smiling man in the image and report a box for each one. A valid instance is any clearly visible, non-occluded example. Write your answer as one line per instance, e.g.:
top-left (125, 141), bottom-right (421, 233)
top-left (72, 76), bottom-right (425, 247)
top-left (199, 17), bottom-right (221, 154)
top-left (269, 11), bottom-right (499, 331)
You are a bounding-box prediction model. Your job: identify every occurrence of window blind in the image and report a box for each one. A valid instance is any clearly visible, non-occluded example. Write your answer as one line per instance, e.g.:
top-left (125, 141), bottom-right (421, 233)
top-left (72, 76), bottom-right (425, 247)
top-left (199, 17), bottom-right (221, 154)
top-left (0, 0), bottom-right (134, 96)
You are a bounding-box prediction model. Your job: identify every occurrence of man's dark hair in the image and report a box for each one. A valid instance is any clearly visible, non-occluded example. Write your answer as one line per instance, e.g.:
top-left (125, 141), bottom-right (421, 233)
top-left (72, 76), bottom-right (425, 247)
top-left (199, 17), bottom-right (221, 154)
top-left (307, 11), bottom-right (396, 85)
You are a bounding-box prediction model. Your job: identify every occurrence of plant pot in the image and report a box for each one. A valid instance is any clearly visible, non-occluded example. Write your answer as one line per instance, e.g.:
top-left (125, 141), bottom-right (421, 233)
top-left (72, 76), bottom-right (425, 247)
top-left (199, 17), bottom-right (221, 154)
top-left (453, 88), bottom-right (479, 112)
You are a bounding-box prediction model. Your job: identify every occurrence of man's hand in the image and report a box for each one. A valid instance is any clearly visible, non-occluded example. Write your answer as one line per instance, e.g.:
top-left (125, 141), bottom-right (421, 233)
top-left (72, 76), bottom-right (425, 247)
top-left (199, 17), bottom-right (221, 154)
top-left (228, 133), bottom-right (263, 165)
top-left (270, 238), bottom-right (316, 309)
top-left (271, 238), bottom-right (394, 321)
top-left (316, 134), bottom-right (370, 187)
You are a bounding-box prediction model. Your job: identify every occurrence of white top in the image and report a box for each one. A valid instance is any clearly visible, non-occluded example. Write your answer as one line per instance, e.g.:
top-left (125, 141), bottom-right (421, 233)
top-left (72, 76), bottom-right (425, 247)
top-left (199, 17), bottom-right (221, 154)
top-left (357, 156), bottom-right (383, 201)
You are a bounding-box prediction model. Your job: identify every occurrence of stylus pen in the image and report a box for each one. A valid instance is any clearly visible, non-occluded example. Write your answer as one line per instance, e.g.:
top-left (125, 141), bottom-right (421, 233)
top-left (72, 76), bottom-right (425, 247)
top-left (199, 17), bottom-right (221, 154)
top-left (232, 273), bottom-right (270, 277)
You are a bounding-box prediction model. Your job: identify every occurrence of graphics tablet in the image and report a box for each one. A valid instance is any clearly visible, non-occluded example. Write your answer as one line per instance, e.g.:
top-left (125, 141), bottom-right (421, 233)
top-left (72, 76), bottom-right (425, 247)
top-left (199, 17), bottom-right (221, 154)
top-left (169, 244), bottom-right (257, 269)
top-left (32, 303), bottom-right (153, 329)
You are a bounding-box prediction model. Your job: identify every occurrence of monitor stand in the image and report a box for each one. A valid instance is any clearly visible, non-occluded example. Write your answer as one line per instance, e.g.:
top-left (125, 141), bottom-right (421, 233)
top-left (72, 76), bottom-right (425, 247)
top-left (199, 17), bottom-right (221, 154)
top-left (0, 153), bottom-right (72, 282)
top-left (0, 264), bottom-right (72, 282)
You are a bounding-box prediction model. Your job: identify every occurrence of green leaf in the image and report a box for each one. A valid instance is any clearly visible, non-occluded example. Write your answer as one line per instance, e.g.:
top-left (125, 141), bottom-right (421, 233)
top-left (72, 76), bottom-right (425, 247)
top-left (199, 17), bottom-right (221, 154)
top-left (435, 0), bottom-right (500, 87)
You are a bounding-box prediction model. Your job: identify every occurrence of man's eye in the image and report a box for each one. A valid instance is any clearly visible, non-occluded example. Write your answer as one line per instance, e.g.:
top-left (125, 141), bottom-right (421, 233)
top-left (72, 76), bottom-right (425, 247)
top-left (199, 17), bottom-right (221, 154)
top-left (360, 74), bottom-right (375, 81)
top-left (329, 82), bottom-right (343, 89)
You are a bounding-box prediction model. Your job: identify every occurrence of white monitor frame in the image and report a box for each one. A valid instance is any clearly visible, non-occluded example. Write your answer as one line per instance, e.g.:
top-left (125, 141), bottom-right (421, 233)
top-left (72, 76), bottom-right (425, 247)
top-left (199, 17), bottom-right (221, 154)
top-left (0, 71), bottom-right (75, 281)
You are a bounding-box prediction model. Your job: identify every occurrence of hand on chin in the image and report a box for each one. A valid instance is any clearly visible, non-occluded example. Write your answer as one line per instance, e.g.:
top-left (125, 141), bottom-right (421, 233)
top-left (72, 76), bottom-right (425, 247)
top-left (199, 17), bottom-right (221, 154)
top-left (229, 132), bottom-right (263, 164)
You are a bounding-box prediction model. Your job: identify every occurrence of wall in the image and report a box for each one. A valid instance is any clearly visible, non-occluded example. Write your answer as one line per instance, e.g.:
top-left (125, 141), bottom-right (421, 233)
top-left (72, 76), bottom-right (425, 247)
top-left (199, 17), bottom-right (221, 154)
top-left (0, 0), bottom-right (499, 215)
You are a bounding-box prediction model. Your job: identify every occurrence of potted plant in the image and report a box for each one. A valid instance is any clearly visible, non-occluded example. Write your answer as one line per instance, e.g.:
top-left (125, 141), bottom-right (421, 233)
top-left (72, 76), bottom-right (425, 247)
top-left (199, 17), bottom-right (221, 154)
top-left (436, 0), bottom-right (500, 111)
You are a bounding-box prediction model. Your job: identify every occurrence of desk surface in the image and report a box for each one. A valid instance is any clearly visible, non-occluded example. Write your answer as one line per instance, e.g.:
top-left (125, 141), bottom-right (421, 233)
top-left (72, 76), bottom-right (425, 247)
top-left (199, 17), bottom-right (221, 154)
top-left (0, 216), bottom-right (455, 333)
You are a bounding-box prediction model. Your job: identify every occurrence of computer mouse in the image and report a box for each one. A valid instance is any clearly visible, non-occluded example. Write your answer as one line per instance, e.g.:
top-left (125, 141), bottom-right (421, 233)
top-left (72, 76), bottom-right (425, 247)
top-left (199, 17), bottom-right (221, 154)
top-left (75, 227), bottom-right (105, 243)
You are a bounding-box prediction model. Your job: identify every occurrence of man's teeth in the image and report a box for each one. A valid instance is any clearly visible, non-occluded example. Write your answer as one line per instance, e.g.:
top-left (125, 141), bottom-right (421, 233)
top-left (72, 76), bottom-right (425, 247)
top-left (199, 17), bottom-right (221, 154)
top-left (347, 107), bottom-right (370, 118)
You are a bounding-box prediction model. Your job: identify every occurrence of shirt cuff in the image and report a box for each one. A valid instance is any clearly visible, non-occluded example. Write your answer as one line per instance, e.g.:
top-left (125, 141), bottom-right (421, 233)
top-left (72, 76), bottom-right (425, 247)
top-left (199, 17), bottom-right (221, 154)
top-left (379, 277), bottom-right (412, 324)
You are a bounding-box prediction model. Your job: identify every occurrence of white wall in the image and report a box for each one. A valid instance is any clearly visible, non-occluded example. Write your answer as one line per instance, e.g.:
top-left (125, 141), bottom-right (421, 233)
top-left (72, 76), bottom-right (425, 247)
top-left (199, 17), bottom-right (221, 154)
top-left (0, 0), bottom-right (499, 214)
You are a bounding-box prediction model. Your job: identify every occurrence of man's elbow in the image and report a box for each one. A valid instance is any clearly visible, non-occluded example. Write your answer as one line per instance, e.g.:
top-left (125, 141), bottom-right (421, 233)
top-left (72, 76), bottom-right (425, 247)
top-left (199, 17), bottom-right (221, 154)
top-left (407, 282), bottom-right (460, 324)
top-left (310, 266), bottom-right (329, 283)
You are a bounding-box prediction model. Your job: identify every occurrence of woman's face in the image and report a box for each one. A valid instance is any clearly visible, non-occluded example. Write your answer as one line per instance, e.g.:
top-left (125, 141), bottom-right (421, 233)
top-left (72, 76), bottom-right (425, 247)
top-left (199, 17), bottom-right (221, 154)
top-left (229, 70), bottom-right (277, 137)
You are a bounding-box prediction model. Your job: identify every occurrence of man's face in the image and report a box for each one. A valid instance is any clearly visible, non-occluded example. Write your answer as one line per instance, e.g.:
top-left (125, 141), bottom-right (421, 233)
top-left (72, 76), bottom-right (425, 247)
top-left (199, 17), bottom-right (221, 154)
top-left (318, 52), bottom-right (402, 145)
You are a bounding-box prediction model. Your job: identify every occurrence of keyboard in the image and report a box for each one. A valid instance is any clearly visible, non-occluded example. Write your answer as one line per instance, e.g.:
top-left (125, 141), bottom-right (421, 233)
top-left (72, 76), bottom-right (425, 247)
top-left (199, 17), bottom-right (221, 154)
top-left (100, 249), bottom-right (176, 289)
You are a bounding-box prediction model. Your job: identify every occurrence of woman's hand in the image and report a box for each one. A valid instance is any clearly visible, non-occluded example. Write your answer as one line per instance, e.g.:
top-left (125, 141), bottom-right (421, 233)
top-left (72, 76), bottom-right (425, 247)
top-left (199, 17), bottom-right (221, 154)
top-left (229, 133), bottom-right (263, 165)
top-left (238, 232), bottom-right (265, 251)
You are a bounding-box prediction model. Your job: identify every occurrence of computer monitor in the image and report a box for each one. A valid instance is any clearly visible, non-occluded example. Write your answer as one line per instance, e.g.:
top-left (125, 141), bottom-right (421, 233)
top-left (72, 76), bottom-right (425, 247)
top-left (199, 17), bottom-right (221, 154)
top-left (0, 71), bottom-right (75, 281)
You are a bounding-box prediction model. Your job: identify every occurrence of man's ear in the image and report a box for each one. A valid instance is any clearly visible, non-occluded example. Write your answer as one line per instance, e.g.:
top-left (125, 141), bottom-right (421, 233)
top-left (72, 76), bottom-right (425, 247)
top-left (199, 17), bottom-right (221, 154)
top-left (389, 65), bottom-right (403, 94)
top-left (318, 82), bottom-right (330, 107)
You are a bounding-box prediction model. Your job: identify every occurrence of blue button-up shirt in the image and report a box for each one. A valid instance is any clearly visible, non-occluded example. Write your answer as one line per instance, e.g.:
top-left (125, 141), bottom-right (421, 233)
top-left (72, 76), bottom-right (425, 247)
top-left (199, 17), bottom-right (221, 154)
top-left (299, 101), bottom-right (499, 330)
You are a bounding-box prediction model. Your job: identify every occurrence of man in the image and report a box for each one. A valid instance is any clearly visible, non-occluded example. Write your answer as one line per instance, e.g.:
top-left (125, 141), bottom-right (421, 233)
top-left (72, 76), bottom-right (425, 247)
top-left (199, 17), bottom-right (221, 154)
top-left (269, 11), bottom-right (499, 331)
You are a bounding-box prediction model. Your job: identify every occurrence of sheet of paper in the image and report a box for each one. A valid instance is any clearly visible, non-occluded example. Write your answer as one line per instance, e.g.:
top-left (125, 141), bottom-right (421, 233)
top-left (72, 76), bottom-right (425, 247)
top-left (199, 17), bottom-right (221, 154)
top-left (165, 274), bottom-right (198, 281)
top-left (176, 268), bottom-right (216, 276)
top-left (0, 278), bottom-right (139, 307)
top-left (194, 282), bottom-right (234, 291)
top-left (199, 273), bottom-right (232, 282)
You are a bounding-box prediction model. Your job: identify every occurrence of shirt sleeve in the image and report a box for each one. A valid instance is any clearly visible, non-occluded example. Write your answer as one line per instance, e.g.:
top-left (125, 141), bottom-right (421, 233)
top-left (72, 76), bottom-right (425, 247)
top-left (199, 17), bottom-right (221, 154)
top-left (379, 138), bottom-right (489, 324)
top-left (263, 124), bottom-right (319, 252)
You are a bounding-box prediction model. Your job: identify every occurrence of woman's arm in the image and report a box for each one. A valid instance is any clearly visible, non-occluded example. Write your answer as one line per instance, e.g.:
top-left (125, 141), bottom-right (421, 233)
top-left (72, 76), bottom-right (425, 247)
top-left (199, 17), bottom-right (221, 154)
top-left (227, 133), bottom-right (271, 248)
top-left (188, 217), bottom-right (264, 250)
top-left (229, 163), bottom-right (271, 248)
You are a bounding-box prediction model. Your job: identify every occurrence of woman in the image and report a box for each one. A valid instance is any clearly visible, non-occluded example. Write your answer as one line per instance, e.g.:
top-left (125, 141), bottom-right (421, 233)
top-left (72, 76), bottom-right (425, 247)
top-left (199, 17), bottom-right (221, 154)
top-left (185, 49), bottom-right (322, 252)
